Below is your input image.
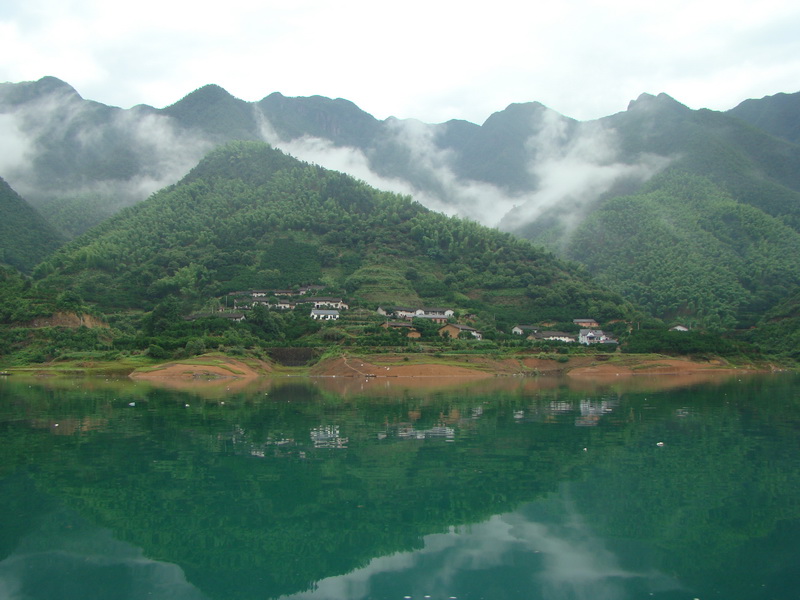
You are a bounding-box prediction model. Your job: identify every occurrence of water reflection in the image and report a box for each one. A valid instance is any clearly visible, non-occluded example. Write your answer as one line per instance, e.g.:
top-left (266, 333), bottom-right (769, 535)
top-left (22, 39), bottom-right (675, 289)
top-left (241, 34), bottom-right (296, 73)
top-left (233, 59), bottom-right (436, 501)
top-left (0, 373), bottom-right (798, 600)
top-left (0, 504), bottom-right (207, 600)
top-left (279, 489), bottom-right (683, 600)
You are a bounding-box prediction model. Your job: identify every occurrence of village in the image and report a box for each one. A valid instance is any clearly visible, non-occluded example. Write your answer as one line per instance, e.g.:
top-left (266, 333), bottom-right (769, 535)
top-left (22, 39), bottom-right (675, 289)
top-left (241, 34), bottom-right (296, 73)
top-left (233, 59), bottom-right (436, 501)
top-left (189, 287), bottom-right (627, 345)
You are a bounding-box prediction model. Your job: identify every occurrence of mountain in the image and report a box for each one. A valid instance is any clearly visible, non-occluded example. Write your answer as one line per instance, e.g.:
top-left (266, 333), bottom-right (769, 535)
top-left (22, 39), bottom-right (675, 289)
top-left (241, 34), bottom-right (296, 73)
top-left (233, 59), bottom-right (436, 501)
top-left (0, 176), bottom-right (65, 273)
top-left (727, 90), bottom-right (800, 145)
top-left (3, 77), bottom-right (800, 329)
top-left (34, 141), bottom-right (631, 327)
top-left (562, 171), bottom-right (800, 329)
top-left (0, 77), bottom-right (216, 236)
top-left (502, 93), bottom-right (800, 327)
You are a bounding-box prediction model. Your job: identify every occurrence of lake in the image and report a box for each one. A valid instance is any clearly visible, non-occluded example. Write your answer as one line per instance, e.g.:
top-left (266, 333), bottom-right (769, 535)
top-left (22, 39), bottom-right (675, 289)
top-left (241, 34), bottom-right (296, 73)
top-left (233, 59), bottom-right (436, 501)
top-left (1, 372), bottom-right (798, 600)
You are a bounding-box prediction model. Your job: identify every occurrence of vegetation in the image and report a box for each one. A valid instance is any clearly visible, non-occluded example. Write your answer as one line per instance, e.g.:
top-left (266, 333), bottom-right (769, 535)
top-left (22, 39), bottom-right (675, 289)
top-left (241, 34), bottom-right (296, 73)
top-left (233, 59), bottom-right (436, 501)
top-left (32, 141), bottom-right (633, 321)
top-left (0, 177), bottom-right (65, 273)
top-left (565, 172), bottom-right (800, 330)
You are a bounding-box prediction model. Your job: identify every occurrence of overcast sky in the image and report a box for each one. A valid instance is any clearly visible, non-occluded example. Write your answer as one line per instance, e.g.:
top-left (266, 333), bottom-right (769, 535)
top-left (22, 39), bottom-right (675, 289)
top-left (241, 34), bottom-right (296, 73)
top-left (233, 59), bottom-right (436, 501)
top-left (1, 0), bottom-right (799, 124)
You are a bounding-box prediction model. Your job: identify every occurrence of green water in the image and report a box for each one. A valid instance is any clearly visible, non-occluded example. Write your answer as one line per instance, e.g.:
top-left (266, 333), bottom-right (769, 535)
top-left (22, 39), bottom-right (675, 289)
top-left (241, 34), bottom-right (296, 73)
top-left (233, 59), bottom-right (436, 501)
top-left (1, 373), bottom-right (799, 600)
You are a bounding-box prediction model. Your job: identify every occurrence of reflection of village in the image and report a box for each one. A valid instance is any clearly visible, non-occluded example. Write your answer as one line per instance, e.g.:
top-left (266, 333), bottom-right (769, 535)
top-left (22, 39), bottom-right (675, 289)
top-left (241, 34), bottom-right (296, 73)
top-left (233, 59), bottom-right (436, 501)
top-left (230, 396), bottom-right (623, 459)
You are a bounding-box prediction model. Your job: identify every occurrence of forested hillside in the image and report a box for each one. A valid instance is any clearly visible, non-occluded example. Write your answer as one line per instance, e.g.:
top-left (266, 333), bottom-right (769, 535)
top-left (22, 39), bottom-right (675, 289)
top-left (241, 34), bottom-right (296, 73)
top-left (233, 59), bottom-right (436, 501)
top-left (564, 172), bottom-right (800, 330)
top-left (33, 141), bottom-right (630, 327)
top-left (0, 177), bottom-right (65, 272)
top-left (728, 90), bottom-right (800, 145)
top-left (3, 77), bottom-right (800, 335)
top-left (511, 93), bottom-right (800, 327)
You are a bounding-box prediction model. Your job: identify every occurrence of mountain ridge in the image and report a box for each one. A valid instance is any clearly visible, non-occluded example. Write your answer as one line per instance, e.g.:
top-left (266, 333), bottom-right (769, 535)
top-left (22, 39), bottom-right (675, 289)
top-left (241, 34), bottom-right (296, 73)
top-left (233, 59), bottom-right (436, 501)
top-left (34, 140), bottom-right (632, 330)
top-left (2, 76), bottom-right (799, 329)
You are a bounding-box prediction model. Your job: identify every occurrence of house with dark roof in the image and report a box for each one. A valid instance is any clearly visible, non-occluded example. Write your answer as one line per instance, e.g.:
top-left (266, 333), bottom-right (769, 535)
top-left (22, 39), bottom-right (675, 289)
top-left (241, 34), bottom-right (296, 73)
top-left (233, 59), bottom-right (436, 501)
top-left (573, 318), bottom-right (599, 328)
top-left (579, 329), bottom-right (618, 345)
top-left (381, 321), bottom-right (422, 338)
top-left (439, 323), bottom-right (482, 340)
top-left (313, 297), bottom-right (349, 310)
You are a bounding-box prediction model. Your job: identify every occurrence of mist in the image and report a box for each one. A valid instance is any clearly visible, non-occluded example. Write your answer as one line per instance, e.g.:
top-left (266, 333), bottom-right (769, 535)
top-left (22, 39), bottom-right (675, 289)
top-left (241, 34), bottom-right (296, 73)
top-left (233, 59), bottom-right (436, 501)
top-left (498, 110), bottom-right (670, 238)
top-left (254, 104), bottom-right (668, 238)
top-left (1, 82), bottom-right (670, 241)
top-left (0, 86), bottom-right (212, 235)
top-left (255, 105), bottom-right (527, 226)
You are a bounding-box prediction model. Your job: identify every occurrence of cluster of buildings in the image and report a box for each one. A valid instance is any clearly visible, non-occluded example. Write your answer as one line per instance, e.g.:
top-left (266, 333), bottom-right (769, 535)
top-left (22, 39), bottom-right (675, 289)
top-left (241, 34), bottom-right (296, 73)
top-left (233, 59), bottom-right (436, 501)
top-left (200, 291), bottom-right (628, 347)
top-left (228, 288), bottom-right (349, 321)
top-left (511, 319), bottom-right (619, 346)
top-left (377, 306), bottom-right (482, 340)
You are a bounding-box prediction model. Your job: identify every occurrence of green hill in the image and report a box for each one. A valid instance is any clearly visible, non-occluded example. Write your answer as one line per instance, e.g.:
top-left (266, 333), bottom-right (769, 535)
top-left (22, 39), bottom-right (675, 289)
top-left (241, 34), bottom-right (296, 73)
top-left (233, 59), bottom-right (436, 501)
top-left (33, 141), bottom-right (630, 326)
top-left (0, 177), bottom-right (65, 273)
top-left (728, 90), bottom-right (800, 146)
top-left (509, 94), bottom-right (800, 328)
top-left (563, 172), bottom-right (800, 330)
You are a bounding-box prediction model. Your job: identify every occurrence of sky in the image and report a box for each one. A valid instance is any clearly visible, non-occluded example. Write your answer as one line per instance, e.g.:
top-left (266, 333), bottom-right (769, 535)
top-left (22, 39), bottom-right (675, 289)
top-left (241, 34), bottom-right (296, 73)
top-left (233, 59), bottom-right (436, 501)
top-left (1, 0), bottom-right (799, 124)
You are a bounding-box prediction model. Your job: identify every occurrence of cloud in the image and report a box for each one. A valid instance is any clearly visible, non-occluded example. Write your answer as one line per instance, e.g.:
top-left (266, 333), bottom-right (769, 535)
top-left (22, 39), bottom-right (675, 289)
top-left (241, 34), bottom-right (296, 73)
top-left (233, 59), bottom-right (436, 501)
top-left (498, 110), bottom-right (670, 236)
top-left (254, 105), bottom-right (425, 202)
top-left (0, 83), bottom-right (211, 219)
top-left (381, 118), bottom-right (525, 225)
top-left (3, 0), bottom-right (798, 126)
top-left (254, 104), bottom-right (668, 236)
top-left (0, 114), bottom-right (33, 175)
top-left (255, 106), bottom-right (526, 227)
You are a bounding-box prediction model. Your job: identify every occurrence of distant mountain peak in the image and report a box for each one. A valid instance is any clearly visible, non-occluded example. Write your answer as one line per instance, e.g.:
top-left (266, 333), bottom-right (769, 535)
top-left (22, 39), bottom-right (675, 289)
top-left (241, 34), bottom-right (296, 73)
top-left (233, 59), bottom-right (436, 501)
top-left (0, 75), bottom-right (81, 105)
top-left (166, 83), bottom-right (240, 108)
top-left (626, 92), bottom-right (688, 113)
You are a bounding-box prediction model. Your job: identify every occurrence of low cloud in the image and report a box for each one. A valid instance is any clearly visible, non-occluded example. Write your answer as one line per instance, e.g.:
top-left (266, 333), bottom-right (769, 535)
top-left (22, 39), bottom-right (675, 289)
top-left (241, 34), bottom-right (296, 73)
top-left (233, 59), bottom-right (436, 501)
top-left (499, 110), bottom-right (670, 237)
top-left (254, 105), bottom-right (668, 237)
top-left (0, 85), bottom-right (211, 221)
top-left (1, 88), bottom-right (670, 241)
top-left (255, 105), bottom-right (525, 226)
top-left (382, 117), bottom-right (525, 225)
top-left (255, 106), bottom-right (422, 204)
top-left (0, 114), bottom-right (33, 176)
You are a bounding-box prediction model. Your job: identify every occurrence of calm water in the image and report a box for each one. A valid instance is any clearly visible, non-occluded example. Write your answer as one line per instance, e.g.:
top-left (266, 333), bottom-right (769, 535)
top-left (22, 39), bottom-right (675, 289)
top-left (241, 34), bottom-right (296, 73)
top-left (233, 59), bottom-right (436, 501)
top-left (1, 372), bottom-right (799, 600)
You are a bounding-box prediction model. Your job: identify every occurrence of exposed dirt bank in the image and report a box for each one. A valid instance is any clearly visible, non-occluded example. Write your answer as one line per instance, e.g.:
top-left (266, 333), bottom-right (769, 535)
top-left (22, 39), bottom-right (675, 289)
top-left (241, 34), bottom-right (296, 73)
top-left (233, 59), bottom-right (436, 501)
top-left (309, 353), bottom-right (760, 379)
top-left (565, 357), bottom-right (736, 378)
top-left (308, 355), bottom-right (498, 379)
top-left (130, 356), bottom-right (272, 382)
top-left (26, 312), bottom-right (108, 329)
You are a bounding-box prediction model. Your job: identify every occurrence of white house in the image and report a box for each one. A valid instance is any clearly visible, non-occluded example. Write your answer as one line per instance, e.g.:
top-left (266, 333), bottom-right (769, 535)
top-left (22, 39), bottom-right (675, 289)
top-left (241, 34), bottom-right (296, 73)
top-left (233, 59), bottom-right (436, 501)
top-left (416, 307), bottom-right (454, 318)
top-left (579, 329), bottom-right (618, 345)
top-left (310, 309), bottom-right (340, 321)
top-left (313, 297), bottom-right (349, 310)
top-left (530, 331), bottom-right (576, 343)
top-left (512, 325), bottom-right (538, 335)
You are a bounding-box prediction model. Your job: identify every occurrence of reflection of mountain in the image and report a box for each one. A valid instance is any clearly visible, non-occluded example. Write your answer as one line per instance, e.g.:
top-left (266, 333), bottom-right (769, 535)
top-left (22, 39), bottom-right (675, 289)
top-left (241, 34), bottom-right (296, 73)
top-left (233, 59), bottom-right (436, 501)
top-left (278, 496), bottom-right (682, 600)
top-left (0, 375), bottom-right (799, 599)
top-left (0, 503), bottom-right (207, 600)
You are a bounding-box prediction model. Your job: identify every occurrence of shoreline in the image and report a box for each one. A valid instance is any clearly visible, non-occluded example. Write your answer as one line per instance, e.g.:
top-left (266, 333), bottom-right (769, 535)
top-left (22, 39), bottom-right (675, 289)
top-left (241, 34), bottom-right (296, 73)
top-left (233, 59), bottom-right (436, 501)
top-left (126, 352), bottom-right (771, 382)
top-left (1, 351), bottom-right (782, 383)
